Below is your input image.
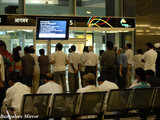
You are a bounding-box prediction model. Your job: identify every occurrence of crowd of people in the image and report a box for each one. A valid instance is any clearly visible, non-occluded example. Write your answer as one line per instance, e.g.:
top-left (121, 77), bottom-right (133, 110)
top-left (0, 39), bottom-right (159, 115)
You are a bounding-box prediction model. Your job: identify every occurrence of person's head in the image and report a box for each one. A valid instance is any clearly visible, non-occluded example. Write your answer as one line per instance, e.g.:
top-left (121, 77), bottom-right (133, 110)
top-left (71, 45), bottom-right (76, 52)
top-left (8, 72), bottom-right (19, 87)
top-left (97, 76), bottom-right (104, 85)
top-left (135, 68), bottom-right (146, 82)
top-left (39, 49), bottom-right (45, 56)
top-left (28, 45), bottom-right (35, 54)
top-left (83, 73), bottom-right (96, 86)
top-left (99, 50), bottom-right (104, 56)
top-left (44, 73), bottom-right (54, 83)
top-left (12, 47), bottom-right (21, 62)
top-left (146, 42), bottom-right (154, 50)
top-left (145, 70), bottom-right (155, 80)
top-left (137, 49), bottom-right (143, 54)
top-left (88, 46), bottom-right (94, 52)
top-left (24, 46), bottom-right (29, 54)
top-left (106, 41), bottom-right (113, 50)
top-left (0, 40), bottom-right (6, 51)
top-left (68, 48), bottom-right (72, 53)
top-left (16, 46), bottom-right (22, 51)
top-left (56, 43), bottom-right (63, 51)
top-left (83, 46), bottom-right (89, 53)
top-left (126, 43), bottom-right (132, 49)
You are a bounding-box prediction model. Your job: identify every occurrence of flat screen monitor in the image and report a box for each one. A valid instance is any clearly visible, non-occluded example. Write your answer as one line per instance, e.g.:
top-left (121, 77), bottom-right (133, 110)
top-left (36, 18), bottom-right (69, 40)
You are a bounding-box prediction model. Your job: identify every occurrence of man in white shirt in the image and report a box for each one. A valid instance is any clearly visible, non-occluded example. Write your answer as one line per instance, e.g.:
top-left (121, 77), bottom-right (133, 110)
top-left (125, 43), bottom-right (134, 87)
top-left (77, 73), bottom-right (100, 93)
top-left (37, 73), bottom-right (63, 107)
top-left (85, 46), bottom-right (99, 85)
top-left (133, 49), bottom-right (144, 69)
top-left (1, 72), bottom-right (31, 114)
top-left (143, 42), bottom-right (157, 72)
top-left (68, 45), bottom-right (81, 93)
top-left (97, 77), bottom-right (119, 91)
top-left (79, 46), bottom-right (89, 87)
top-left (50, 43), bottom-right (69, 92)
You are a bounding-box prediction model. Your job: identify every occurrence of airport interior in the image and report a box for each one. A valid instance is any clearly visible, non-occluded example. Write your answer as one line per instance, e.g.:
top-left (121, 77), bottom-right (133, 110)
top-left (0, 0), bottom-right (159, 120)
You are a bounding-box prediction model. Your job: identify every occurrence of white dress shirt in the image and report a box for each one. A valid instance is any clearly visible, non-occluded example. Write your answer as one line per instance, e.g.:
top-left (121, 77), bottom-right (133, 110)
top-left (37, 81), bottom-right (63, 94)
top-left (68, 52), bottom-right (81, 73)
top-left (79, 52), bottom-right (88, 72)
top-left (2, 82), bottom-right (31, 114)
top-left (0, 55), bottom-right (5, 81)
top-left (143, 49), bottom-right (157, 72)
top-left (85, 52), bottom-right (99, 66)
top-left (37, 81), bottom-right (63, 106)
top-left (133, 54), bottom-right (144, 69)
top-left (125, 49), bottom-right (134, 65)
top-left (77, 85), bottom-right (100, 93)
top-left (50, 51), bottom-right (68, 72)
top-left (98, 80), bottom-right (119, 92)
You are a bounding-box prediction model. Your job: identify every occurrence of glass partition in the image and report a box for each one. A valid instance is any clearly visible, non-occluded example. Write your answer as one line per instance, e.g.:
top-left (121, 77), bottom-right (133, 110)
top-left (0, 29), bottom-right (34, 53)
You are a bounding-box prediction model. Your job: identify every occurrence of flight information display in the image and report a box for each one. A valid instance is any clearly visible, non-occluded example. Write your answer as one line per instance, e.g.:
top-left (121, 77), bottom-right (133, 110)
top-left (36, 19), bottom-right (69, 40)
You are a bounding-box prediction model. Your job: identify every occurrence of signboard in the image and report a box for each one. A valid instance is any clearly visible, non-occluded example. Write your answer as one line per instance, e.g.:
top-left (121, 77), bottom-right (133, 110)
top-left (0, 15), bottom-right (135, 28)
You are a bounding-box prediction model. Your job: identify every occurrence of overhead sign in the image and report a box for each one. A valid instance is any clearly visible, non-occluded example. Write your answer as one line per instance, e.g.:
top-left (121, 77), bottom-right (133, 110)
top-left (0, 15), bottom-right (135, 28)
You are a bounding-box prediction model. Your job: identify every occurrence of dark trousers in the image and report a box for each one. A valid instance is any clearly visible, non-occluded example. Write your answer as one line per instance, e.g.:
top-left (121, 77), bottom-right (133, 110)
top-left (54, 71), bottom-right (66, 92)
top-left (101, 68), bottom-right (116, 83)
top-left (117, 67), bottom-right (127, 89)
top-left (68, 73), bottom-right (79, 93)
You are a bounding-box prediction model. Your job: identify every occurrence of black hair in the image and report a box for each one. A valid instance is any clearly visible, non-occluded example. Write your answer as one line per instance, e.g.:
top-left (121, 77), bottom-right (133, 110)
top-left (97, 76), bottom-right (104, 82)
top-left (137, 49), bottom-right (143, 54)
top-left (71, 45), bottom-right (76, 52)
top-left (12, 47), bottom-right (21, 62)
top-left (28, 46), bottom-right (35, 53)
top-left (83, 46), bottom-right (89, 53)
top-left (135, 68), bottom-right (146, 82)
top-left (39, 49), bottom-right (45, 55)
top-left (56, 43), bottom-right (63, 51)
top-left (68, 48), bottom-right (72, 53)
top-left (127, 43), bottom-right (132, 49)
top-left (24, 46), bottom-right (29, 53)
top-left (145, 70), bottom-right (155, 76)
top-left (146, 42), bottom-right (154, 49)
top-left (0, 40), bottom-right (6, 50)
top-left (8, 72), bottom-right (19, 83)
top-left (16, 46), bottom-right (22, 51)
top-left (106, 41), bottom-right (113, 50)
top-left (99, 50), bottom-right (104, 56)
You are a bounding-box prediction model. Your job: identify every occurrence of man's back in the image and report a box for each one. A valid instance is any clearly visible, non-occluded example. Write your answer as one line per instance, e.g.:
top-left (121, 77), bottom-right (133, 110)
top-left (2, 82), bottom-right (31, 114)
top-left (98, 80), bottom-right (119, 92)
top-left (101, 50), bottom-right (116, 68)
top-left (144, 49), bottom-right (157, 71)
top-left (85, 52), bottom-right (98, 66)
top-left (68, 52), bottom-right (80, 73)
top-left (50, 51), bottom-right (68, 72)
top-left (37, 81), bottom-right (63, 94)
top-left (22, 54), bottom-right (35, 76)
top-left (38, 55), bottom-right (49, 74)
top-left (77, 85), bottom-right (100, 93)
